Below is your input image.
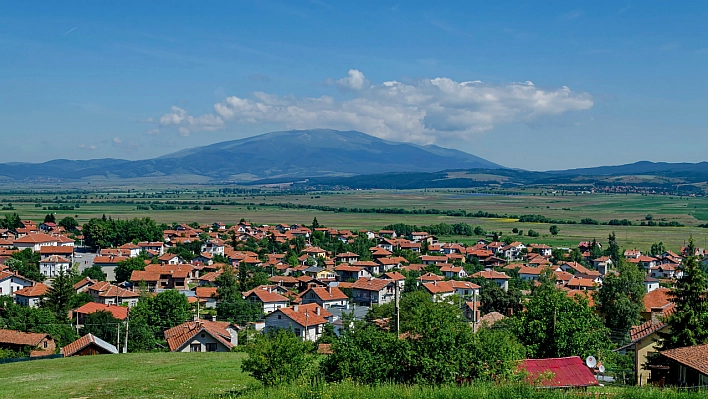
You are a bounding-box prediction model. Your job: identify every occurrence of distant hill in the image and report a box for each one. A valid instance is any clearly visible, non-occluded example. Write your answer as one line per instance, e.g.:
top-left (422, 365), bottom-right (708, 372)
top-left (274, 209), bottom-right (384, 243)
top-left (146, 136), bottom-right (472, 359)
top-left (0, 129), bottom-right (503, 182)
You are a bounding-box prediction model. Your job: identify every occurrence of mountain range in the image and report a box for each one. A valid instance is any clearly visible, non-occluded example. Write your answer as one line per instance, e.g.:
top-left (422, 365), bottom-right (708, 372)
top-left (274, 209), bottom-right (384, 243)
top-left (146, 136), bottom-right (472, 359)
top-left (0, 129), bottom-right (501, 181)
top-left (0, 129), bottom-right (706, 189)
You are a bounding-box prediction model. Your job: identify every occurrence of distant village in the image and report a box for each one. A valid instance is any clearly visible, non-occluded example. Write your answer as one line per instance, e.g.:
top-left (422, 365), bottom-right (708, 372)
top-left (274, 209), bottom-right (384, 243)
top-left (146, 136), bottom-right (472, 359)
top-left (0, 216), bottom-right (707, 388)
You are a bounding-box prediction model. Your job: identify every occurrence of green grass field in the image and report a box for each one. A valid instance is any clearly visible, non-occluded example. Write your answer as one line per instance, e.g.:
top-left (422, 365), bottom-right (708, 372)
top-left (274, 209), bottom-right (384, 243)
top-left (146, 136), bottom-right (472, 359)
top-left (2, 187), bottom-right (708, 252)
top-left (0, 352), bottom-right (253, 399)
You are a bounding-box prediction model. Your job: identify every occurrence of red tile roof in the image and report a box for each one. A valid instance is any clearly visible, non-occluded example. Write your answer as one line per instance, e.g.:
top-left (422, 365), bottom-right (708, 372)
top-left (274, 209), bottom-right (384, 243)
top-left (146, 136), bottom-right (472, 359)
top-left (74, 302), bottom-right (129, 320)
top-left (14, 283), bottom-right (50, 297)
top-left (352, 278), bottom-right (393, 291)
top-left (521, 356), bottom-right (599, 388)
top-left (644, 288), bottom-right (672, 313)
top-left (661, 344), bottom-right (708, 375)
top-left (62, 333), bottom-right (118, 356)
top-left (304, 286), bottom-right (348, 301)
top-left (276, 305), bottom-right (329, 327)
top-left (0, 329), bottom-right (50, 347)
top-left (164, 320), bottom-right (235, 351)
top-left (245, 289), bottom-right (289, 303)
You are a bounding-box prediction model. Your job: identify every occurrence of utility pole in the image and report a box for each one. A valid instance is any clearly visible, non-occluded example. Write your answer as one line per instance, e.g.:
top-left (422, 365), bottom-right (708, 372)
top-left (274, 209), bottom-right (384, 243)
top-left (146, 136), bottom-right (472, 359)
top-left (123, 312), bottom-right (129, 354)
top-left (394, 281), bottom-right (400, 334)
top-left (116, 319), bottom-right (121, 352)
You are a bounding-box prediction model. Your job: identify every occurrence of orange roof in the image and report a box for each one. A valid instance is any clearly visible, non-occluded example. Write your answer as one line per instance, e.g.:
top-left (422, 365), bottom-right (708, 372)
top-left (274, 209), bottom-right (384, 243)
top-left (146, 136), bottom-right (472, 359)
top-left (644, 288), bottom-right (672, 313)
top-left (423, 281), bottom-right (454, 294)
top-left (352, 278), bottom-right (393, 292)
top-left (14, 283), bottom-right (50, 297)
top-left (245, 289), bottom-right (289, 303)
top-left (630, 319), bottom-right (667, 342)
top-left (276, 305), bottom-right (329, 327)
top-left (382, 271), bottom-right (405, 281)
top-left (130, 270), bottom-right (161, 282)
top-left (62, 333), bottom-right (117, 356)
top-left (660, 344), bottom-right (708, 375)
top-left (39, 246), bottom-right (74, 255)
top-left (195, 287), bottom-right (218, 299)
top-left (164, 320), bottom-right (235, 351)
top-left (0, 329), bottom-right (50, 346)
top-left (304, 286), bottom-right (348, 301)
top-left (471, 270), bottom-right (510, 280)
top-left (14, 233), bottom-right (58, 244)
top-left (74, 302), bottom-right (128, 320)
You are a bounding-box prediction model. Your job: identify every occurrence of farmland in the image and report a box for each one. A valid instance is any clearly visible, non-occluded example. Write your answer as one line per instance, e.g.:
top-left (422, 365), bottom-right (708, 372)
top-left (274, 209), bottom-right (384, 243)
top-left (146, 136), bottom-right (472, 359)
top-left (2, 185), bottom-right (708, 251)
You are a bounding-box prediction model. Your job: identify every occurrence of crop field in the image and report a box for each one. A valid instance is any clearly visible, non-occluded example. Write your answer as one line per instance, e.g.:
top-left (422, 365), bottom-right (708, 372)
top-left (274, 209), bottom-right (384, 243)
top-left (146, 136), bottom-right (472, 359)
top-left (2, 186), bottom-right (708, 252)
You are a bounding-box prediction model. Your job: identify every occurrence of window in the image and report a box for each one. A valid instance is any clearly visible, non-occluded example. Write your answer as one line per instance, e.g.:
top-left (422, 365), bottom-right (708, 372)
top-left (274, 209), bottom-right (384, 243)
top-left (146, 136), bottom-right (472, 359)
top-left (294, 328), bottom-right (301, 336)
top-left (205, 343), bottom-right (217, 352)
top-left (277, 315), bottom-right (281, 319)
top-left (43, 341), bottom-right (48, 348)
top-left (190, 344), bottom-right (201, 352)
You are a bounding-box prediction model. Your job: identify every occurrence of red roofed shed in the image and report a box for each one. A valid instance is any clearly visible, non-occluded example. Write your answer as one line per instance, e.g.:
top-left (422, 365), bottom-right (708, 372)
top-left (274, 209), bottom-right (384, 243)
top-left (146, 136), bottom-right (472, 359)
top-left (520, 356), bottom-right (598, 388)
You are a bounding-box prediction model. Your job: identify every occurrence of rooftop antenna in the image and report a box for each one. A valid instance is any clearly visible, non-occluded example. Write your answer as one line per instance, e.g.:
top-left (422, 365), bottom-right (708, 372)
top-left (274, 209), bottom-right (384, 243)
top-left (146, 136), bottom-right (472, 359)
top-left (585, 356), bottom-right (597, 369)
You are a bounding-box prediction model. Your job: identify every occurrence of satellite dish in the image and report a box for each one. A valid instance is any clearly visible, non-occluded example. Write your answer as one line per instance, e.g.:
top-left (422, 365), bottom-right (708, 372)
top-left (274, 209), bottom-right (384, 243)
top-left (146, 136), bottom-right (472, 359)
top-left (586, 356), bottom-right (597, 368)
top-left (598, 364), bottom-right (605, 373)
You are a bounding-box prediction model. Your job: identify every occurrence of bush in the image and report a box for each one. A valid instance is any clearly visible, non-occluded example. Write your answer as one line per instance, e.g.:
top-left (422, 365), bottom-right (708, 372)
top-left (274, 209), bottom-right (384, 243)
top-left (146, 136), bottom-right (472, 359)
top-left (241, 329), bottom-right (312, 387)
top-left (527, 230), bottom-right (540, 237)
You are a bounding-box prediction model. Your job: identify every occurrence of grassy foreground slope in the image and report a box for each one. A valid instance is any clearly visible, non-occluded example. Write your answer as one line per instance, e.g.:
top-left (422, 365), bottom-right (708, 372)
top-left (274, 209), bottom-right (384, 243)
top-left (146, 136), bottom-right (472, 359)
top-left (0, 352), bottom-right (253, 399)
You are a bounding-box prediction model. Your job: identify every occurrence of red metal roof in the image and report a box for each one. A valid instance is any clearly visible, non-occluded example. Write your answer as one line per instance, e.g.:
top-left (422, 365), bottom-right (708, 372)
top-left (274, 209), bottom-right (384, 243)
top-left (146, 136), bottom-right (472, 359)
top-left (520, 356), bottom-right (598, 388)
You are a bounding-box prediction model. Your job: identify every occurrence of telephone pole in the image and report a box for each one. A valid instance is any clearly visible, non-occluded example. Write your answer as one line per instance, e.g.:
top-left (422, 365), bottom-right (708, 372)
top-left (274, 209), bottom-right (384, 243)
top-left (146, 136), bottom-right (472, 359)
top-left (123, 312), bottom-right (129, 354)
top-left (394, 281), bottom-right (400, 334)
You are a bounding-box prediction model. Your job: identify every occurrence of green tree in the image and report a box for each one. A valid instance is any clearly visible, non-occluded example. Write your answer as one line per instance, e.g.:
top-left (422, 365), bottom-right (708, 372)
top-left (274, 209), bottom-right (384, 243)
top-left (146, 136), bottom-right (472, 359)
top-left (594, 258), bottom-right (646, 344)
top-left (650, 242), bottom-right (666, 257)
top-left (549, 225), bottom-right (560, 235)
top-left (43, 214), bottom-right (56, 223)
top-left (81, 264), bottom-right (107, 281)
top-left (505, 269), bottom-right (612, 359)
top-left (115, 256), bottom-right (147, 283)
top-left (478, 280), bottom-right (522, 316)
top-left (0, 296), bottom-right (78, 348)
top-left (57, 216), bottom-right (79, 231)
top-left (0, 213), bottom-right (22, 230)
top-left (658, 237), bottom-right (708, 350)
top-left (6, 249), bottom-right (44, 282)
top-left (527, 230), bottom-right (539, 237)
top-left (216, 267), bottom-right (263, 324)
top-left (241, 329), bottom-right (312, 387)
top-left (311, 217), bottom-right (320, 229)
top-left (605, 232), bottom-right (622, 264)
top-left (82, 310), bottom-right (125, 349)
top-left (129, 290), bottom-right (191, 336)
top-left (42, 268), bottom-right (76, 318)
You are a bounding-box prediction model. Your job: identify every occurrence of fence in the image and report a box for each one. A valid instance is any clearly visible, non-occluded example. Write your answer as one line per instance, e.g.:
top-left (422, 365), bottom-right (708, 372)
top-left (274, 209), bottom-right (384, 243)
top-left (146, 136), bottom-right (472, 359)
top-left (0, 353), bottom-right (62, 365)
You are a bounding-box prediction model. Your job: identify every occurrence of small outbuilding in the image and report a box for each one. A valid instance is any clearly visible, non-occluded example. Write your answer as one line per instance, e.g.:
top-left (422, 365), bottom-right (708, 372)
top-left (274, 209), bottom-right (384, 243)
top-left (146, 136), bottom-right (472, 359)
top-left (62, 334), bottom-right (119, 357)
top-left (520, 356), bottom-right (599, 388)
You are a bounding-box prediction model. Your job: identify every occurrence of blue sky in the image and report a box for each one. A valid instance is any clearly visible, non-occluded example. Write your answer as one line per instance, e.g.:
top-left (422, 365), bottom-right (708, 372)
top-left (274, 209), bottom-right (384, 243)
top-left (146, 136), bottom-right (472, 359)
top-left (1, 1), bottom-right (707, 170)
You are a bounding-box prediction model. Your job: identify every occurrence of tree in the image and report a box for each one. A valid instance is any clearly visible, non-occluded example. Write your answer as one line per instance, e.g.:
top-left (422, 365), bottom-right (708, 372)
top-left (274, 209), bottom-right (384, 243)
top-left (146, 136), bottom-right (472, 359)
top-left (549, 225), bottom-right (559, 236)
top-left (650, 242), bottom-right (666, 257)
top-left (658, 237), bottom-right (708, 350)
top-left (6, 248), bottom-right (45, 282)
top-left (42, 268), bottom-right (76, 318)
top-left (527, 230), bottom-right (539, 237)
top-left (605, 232), bottom-right (621, 264)
top-left (82, 310), bottom-right (125, 349)
top-left (0, 213), bottom-right (22, 230)
top-left (216, 267), bottom-right (263, 324)
top-left (0, 296), bottom-right (78, 348)
top-left (81, 264), bottom-right (107, 281)
top-left (129, 290), bottom-right (191, 338)
top-left (241, 329), bottom-right (312, 387)
top-left (43, 214), bottom-right (56, 223)
top-left (311, 217), bottom-right (320, 229)
top-left (473, 226), bottom-right (486, 236)
top-left (57, 216), bottom-right (79, 231)
top-left (478, 280), bottom-right (522, 316)
top-left (115, 256), bottom-right (147, 283)
top-left (594, 258), bottom-right (646, 344)
top-left (505, 269), bottom-right (612, 360)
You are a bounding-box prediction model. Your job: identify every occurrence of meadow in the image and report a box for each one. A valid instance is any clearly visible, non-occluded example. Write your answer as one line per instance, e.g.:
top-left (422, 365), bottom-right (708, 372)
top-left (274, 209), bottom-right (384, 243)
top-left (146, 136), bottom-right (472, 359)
top-left (2, 186), bottom-right (708, 252)
top-left (0, 352), bottom-right (253, 399)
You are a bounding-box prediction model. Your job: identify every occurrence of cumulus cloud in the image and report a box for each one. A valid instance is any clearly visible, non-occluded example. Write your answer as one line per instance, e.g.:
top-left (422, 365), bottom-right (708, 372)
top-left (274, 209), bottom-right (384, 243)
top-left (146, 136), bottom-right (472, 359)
top-left (327, 69), bottom-right (369, 91)
top-left (208, 70), bottom-right (593, 144)
top-left (158, 106), bottom-right (224, 136)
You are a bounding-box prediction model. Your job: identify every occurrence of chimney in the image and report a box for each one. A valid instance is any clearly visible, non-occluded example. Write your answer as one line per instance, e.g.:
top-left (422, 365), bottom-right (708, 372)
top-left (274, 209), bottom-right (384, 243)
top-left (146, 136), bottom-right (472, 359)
top-left (211, 315), bottom-right (217, 322)
top-left (651, 307), bottom-right (664, 326)
top-left (328, 286), bottom-right (332, 295)
top-left (293, 305), bottom-right (299, 312)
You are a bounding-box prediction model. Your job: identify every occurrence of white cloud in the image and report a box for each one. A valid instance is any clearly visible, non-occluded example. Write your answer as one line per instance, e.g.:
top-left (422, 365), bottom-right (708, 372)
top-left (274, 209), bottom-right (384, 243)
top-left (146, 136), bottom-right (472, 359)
top-left (327, 69), bottom-right (369, 91)
top-left (113, 137), bottom-right (123, 144)
top-left (205, 70), bottom-right (593, 144)
top-left (147, 128), bottom-right (160, 135)
top-left (158, 106), bottom-right (225, 136)
top-left (77, 144), bottom-right (98, 150)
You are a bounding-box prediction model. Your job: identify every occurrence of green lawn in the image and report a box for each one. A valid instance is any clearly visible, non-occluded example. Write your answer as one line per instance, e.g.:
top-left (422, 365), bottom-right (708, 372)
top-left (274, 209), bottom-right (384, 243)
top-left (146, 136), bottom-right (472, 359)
top-left (0, 352), bottom-right (253, 399)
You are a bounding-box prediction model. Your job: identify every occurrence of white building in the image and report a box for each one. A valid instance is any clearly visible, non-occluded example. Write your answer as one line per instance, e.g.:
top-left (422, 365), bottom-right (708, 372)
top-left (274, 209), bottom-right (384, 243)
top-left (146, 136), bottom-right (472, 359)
top-left (39, 255), bottom-right (72, 278)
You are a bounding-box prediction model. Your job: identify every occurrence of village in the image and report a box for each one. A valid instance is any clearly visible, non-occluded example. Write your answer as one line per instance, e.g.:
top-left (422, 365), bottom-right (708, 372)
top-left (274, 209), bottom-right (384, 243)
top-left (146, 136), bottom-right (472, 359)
top-left (0, 214), bottom-right (706, 390)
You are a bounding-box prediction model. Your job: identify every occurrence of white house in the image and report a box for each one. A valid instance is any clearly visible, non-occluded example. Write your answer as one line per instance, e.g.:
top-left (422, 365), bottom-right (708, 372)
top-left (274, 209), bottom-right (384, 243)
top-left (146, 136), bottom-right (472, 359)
top-left (0, 270), bottom-right (35, 296)
top-left (165, 320), bottom-right (238, 352)
top-left (244, 288), bottom-right (289, 314)
top-left (300, 286), bottom-right (348, 309)
top-left (439, 264), bottom-right (468, 279)
top-left (644, 277), bottom-right (660, 293)
top-left (264, 304), bottom-right (331, 342)
top-left (39, 255), bottom-right (72, 278)
top-left (14, 283), bottom-right (49, 307)
top-left (13, 233), bottom-right (59, 252)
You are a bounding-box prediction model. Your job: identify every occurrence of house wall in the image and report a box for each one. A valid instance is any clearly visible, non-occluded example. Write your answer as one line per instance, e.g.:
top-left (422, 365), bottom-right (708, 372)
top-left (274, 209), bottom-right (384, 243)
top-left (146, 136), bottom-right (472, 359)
top-left (176, 334), bottom-right (231, 352)
top-left (262, 301), bottom-right (288, 314)
top-left (264, 313), bottom-right (322, 342)
top-left (40, 261), bottom-right (71, 278)
top-left (0, 277), bottom-right (33, 296)
top-left (15, 295), bottom-right (41, 308)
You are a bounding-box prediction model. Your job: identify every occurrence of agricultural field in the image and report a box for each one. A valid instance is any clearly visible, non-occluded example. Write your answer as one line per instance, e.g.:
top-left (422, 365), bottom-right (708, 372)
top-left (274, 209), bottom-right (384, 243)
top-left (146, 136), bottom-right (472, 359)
top-left (2, 185), bottom-right (708, 252)
top-left (0, 352), bottom-right (253, 399)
